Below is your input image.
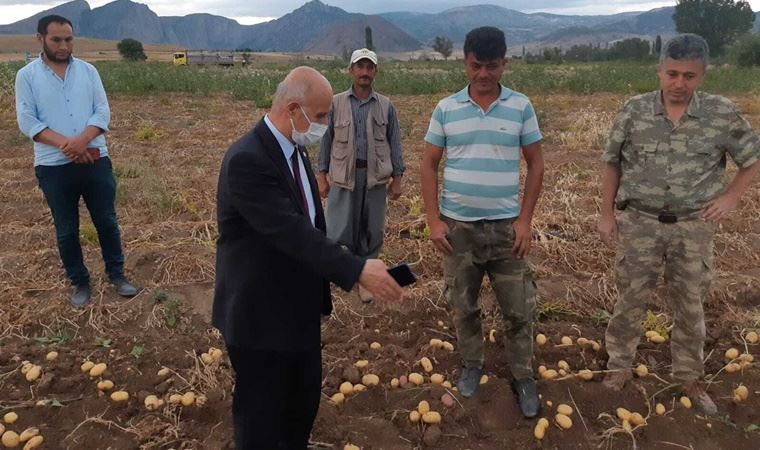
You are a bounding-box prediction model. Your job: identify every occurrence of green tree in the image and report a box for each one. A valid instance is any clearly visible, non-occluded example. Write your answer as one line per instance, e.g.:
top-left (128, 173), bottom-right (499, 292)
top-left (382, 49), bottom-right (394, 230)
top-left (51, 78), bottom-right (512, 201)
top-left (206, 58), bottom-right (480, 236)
top-left (655, 35), bottom-right (662, 54)
top-left (673, 0), bottom-right (755, 56)
top-left (729, 34), bottom-right (760, 66)
top-left (117, 38), bottom-right (147, 61)
top-left (365, 26), bottom-right (374, 51)
top-left (432, 36), bottom-right (453, 59)
top-left (607, 38), bottom-right (652, 60)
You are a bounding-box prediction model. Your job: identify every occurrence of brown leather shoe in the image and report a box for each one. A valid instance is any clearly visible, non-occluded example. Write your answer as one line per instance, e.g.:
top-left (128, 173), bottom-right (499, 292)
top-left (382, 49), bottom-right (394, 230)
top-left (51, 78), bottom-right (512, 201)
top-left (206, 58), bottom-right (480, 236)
top-left (682, 380), bottom-right (718, 415)
top-left (602, 369), bottom-right (633, 391)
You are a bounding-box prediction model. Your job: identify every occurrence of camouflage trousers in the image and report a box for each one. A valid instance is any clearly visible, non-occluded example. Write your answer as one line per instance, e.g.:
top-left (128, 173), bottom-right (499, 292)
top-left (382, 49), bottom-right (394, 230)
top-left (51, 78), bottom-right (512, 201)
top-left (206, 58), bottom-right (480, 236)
top-left (605, 209), bottom-right (715, 381)
top-left (442, 216), bottom-right (537, 379)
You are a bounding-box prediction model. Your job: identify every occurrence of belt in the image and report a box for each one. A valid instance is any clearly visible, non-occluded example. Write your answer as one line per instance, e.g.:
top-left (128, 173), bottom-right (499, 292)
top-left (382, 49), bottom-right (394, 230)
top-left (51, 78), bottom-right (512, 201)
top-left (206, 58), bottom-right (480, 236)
top-left (619, 203), bottom-right (701, 223)
top-left (355, 159), bottom-right (367, 169)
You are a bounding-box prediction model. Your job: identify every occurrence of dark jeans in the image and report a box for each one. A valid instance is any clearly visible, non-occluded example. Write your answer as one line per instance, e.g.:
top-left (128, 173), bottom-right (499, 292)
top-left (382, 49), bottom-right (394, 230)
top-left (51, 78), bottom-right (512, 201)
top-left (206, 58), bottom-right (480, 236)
top-left (35, 157), bottom-right (125, 287)
top-left (227, 345), bottom-right (322, 450)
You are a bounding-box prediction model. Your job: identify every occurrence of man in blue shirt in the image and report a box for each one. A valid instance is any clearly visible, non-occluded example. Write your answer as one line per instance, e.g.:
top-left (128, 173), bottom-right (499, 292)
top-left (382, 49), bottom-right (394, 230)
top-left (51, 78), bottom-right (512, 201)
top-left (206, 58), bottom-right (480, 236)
top-left (15, 15), bottom-right (137, 306)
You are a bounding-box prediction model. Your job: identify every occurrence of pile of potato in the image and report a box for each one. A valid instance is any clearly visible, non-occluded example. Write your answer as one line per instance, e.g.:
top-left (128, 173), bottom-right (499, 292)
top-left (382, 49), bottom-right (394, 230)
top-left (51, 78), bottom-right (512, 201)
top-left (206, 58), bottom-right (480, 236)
top-left (1, 412), bottom-right (44, 449)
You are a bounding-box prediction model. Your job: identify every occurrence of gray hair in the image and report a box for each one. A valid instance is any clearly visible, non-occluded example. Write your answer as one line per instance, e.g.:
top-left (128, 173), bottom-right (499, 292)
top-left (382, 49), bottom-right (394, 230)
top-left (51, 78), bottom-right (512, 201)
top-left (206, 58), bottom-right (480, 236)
top-left (271, 66), bottom-right (330, 111)
top-left (660, 34), bottom-right (709, 66)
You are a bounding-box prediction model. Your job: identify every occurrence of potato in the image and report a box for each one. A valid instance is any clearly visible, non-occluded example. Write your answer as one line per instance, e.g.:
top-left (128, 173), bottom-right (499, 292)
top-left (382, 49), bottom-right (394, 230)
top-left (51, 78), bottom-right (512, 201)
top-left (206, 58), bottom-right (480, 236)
top-left (89, 363), bottom-right (107, 377)
top-left (25, 365), bottom-right (42, 382)
top-left (630, 413), bottom-right (645, 426)
top-left (181, 392), bottom-right (196, 407)
top-left (534, 423), bottom-right (546, 439)
top-left (488, 329), bottom-right (497, 343)
top-left (19, 427), bottom-right (38, 443)
top-left (725, 348), bottom-right (740, 360)
top-left (330, 392), bottom-right (345, 404)
top-left (430, 373), bottom-right (444, 385)
top-left (535, 334), bottom-right (547, 345)
top-left (200, 353), bottom-right (214, 365)
top-left (616, 407), bottom-right (631, 421)
top-left (0, 425), bottom-right (4, 436)
top-left (110, 391), bottom-right (129, 402)
top-left (725, 363), bottom-right (741, 373)
top-left (354, 360), bottom-right (369, 370)
top-left (442, 341), bottom-right (455, 352)
top-left (479, 374), bottom-right (489, 385)
top-left (339, 381), bottom-right (354, 395)
top-left (361, 374), bottom-right (380, 386)
top-left (577, 369), bottom-right (594, 381)
top-left (344, 444), bottom-right (360, 450)
top-left (370, 342), bottom-right (382, 350)
top-left (546, 401), bottom-right (553, 408)
top-left (419, 357), bottom-right (434, 373)
top-left (2, 431), bottom-right (20, 448)
top-left (168, 393), bottom-right (183, 404)
top-left (649, 335), bottom-right (666, 344)
top-left (645, 330), bottom-right (658, 339)
top-left (557, 360), bottom-right (570, 371)
top-left (209, 348), bottom-right (223, 361)
top-left (157, 367), bottom-right (171, 377)
top-left (655, 403), bottom-right (666, 415)
top-left (441, 394), bottom-right (455, 408)
top-left (442, 381), bottom-right (453, 389)
top-left (80, 361), bottom-right (95, 373)
top-left (555, 413), bottom-right (572, 429)
top-left (679, 396), bottom-right (692, 409)
top-left (577, 337), bottom-right (588, 346)
top-left (144, 395), bottom-right (161, 411)
top-left (739, 353), bottom-right (754, 363)
top-left (437, 320), bottom-right (445, 327)
top-left (417, 400), bottom-right (430, 414)
top-left (747, 331), bottom-right (759, 344)
top-left (622, 419), bottom-right (632, 433)
top-left (634, 364), bottom-right (648, 377)
top-left (592, 341), bottom-right (602, 352)
top-left (409, 410), bottom-right (421, 423)
top-left (560, 336), bottom-right (573, 345)
top-left (538, 365), bottom-right (547, 375)
top-left (23, 436), bottom-right (43, 450)
top-left (353, 384), bottom-right (366, 393)
top-left (390, 378), bottom-right (399, 388)
top-left (409, 373), bottom-right (424, 386)
top-left (20, 363), bottom-right (33, 375)
top-left (422, 411), bottom-right (442, 424)
top-left (45, 351), bottom-right (58, 361)
top-left (429, 338), bottom-right (443, 349)
top-left (556, 404), bottom-right (573, 416)
top-left (3, 412), bottom-right (18, 424)
top-left (735, 385), bottom-right (749, 401)
top-left (541, 369), bottom-right (558, 380)
top-left (537, 418), bottom-right (549, 429)
top-left (97, 380), bottom-right (114, 391)
top-left (558, 369), bottom-right (567, 377)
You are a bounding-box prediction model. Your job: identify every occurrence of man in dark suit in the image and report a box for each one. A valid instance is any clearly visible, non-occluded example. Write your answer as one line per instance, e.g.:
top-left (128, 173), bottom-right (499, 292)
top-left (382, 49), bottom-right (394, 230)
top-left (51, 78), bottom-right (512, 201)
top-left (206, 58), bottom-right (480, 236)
top-left (213, 66), bottom-right (403, 449)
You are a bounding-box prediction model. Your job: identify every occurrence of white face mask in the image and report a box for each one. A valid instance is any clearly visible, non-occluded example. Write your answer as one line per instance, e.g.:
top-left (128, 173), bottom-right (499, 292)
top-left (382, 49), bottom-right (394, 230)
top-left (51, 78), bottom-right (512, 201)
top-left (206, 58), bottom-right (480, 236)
top-left (291, 105), bottom-right (328, 146)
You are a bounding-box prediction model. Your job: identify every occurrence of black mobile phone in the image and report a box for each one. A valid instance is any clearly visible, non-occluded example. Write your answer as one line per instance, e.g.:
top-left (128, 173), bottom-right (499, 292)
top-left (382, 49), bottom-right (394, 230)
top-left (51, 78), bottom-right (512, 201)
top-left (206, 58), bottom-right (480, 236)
top-left (388, 262), bottom-right (417, 287)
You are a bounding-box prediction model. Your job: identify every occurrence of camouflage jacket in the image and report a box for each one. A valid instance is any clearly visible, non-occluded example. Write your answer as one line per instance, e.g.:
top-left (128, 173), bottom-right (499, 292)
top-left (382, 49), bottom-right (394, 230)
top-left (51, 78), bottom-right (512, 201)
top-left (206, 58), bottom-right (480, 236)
top-left (602, 90), bottom-right (760, 213)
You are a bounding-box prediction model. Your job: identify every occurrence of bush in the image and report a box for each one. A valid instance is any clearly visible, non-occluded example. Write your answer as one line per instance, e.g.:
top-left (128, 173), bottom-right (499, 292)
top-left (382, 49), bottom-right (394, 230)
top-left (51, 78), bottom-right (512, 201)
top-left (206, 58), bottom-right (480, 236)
top-left (117, 38), bottom-right (147, 61)
top-left (729, 34), bottom-right (760, 67)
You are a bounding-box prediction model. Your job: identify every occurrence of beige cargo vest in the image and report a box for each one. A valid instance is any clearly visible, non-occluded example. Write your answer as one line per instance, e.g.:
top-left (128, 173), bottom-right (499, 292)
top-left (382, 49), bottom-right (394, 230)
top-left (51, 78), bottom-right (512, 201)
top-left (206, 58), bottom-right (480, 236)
top-left (327, 90), bottom-right (393, 191)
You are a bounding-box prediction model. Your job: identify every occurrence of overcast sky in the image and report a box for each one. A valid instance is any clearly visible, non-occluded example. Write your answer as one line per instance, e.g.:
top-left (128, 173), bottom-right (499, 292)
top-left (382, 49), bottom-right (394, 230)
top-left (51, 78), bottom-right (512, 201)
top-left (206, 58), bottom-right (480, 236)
top-left (1, 0), bottom-right (759, 25)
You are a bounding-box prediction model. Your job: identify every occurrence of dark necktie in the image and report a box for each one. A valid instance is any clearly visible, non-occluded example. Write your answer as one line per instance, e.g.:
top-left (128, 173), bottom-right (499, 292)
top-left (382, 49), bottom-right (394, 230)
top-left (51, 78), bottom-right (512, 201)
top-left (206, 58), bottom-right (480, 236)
top-left (290, 148), bottom-right (309, 213)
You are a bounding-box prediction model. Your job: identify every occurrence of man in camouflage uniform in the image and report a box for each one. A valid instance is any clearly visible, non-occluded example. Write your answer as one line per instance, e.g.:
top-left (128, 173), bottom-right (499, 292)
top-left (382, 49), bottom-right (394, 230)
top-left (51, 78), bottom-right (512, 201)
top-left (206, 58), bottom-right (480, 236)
top-left (599, 34), bottom-right (760, 413)
top-left (421, 27), bottom-right (544, 418)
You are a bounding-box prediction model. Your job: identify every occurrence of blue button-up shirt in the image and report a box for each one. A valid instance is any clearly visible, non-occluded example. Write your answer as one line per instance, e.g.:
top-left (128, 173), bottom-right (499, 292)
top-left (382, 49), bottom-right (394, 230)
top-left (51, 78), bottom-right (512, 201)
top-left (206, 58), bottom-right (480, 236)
top-left (15, 56), bottom-right (110, 167)
top-left (264, 115), bottom-right (316, 226)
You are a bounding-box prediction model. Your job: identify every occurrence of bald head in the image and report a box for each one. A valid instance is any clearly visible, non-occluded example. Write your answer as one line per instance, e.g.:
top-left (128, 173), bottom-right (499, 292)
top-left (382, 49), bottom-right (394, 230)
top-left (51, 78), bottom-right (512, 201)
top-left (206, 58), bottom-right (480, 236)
top-left (268, 66), bottom-right (333, 143)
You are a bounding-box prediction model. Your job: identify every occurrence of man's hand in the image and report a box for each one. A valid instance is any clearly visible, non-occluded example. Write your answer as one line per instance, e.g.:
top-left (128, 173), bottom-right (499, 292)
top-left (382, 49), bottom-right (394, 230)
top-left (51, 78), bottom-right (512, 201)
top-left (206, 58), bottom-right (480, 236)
top-left (598, 214), bottom-right (618, 247)
top-left (317, 172), bottom-right (330, 199)
top-left (512, 217), bottom-right (533, 259)
top-left (388, 176), bottom-right (403, 200)
top-left (60, 135), bottom-right (93, 163)
top-left (428, 217), bottom-right (453, 255)
top-left (701, 193), bottom-right (740, 222)
top-left (358, 259), bottom-right (403, 302)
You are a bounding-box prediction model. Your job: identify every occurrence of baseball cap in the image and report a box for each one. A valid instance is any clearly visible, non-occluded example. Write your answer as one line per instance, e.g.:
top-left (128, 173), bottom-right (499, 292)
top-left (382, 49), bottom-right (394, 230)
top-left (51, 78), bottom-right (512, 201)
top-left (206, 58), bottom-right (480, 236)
top-left (349, 48), bottom-right (378, 66)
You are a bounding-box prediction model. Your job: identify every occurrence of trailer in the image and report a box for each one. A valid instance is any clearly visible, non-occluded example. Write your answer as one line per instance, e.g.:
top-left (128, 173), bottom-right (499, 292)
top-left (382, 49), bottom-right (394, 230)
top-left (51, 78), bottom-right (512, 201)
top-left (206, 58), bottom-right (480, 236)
top-left (173, 50), bottom-right (234, 66)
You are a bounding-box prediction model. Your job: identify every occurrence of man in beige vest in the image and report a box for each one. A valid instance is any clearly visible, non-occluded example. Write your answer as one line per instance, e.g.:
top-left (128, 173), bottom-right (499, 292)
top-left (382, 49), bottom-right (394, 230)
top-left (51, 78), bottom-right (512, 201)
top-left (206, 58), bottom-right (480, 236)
top-left (317, 48), bottom-right (405, 303)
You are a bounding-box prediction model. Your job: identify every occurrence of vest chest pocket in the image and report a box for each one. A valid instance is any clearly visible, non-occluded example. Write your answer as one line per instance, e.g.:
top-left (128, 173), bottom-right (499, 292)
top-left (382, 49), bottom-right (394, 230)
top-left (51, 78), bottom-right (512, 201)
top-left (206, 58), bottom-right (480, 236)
top-left (329, 121), bottom-right (352, 185)
top-left (372, 116), bottom-right (392, 180)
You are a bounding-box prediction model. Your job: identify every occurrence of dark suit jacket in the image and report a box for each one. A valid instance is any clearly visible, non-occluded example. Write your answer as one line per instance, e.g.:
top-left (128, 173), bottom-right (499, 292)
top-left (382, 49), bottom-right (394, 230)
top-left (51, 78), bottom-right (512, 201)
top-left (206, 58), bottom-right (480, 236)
top-left (213, 117), bottom-right (364, 352)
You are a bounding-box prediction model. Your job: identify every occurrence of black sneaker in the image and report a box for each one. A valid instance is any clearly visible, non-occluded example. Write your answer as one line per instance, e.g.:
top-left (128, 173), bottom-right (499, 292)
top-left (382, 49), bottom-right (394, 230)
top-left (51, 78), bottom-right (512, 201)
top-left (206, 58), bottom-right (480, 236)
top-left (111, 278), bottom-right (138, 297)
top-left (456, 366), bottom-right (483, 398)
top-left (512, 378), bottom-right (540, 418)
top-left (71, 284), bottom-right (91, 307)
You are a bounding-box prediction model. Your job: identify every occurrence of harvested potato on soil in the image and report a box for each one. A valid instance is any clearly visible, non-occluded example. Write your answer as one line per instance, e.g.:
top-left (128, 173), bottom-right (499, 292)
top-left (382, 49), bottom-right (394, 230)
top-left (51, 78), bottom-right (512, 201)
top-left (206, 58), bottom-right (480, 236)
top-left (679, 396), bottom-right (692, 409)
top-left (80, 361), bottom-right (95, 373)
top-left (23, 435), bottom-right (44, 450)
top-left (361, 374), bottom-right (379, 386)
top-left (181, 392), bottom-right (196, 406)
top-left (560, 336), bottom-right (573, 345)
top-left (541, 369), bottom-right (558, 380)
top-left (746, 331), bottom-right (759, 344)
top-left (429, 338), bottom-right (443, 349)
top-left (556, 404), bottom-right (573, 416)
top-left (419, 357), bottom-right (433, 373)
top-left (555, 413), bottom-right (572, 429)
top-left (577, 369), bottom-right (594, 381)
top-left (354, 360), bottom-right (369, 370)
top-left (417, 400), bottom-right (430, 414)
top-left (655, 403), bottom-right (666, 415)
top-left (409, 410), bottom-right (421, 423)
top-left (25, 365), bottom-right (41, 382)
top-left (430, 373), bottom-right (444, 385)
top-left (339, 382), bottom-right (354, 395)
top-left (725, 348), bottom-right (740, 360)
top-left (330, 393), bottom-right (345, 404)
top-left (3, 412), bottom-right (18, 424)
top-left (422, 411), bottom-right (442, 424)
top-left (442, 341), bottom-right (455, 352)
top-left (370, 342), bottom-right (381, 350)
top-left (634, 364), bottom-right (648, 377)
top-left (45, 351), bottom-right (58, 361)
top-left (89, 363), bottom-right (107, 377)
top-left (534, 423), bottom-right (546, 439)
top-left (2, 431), bottom-right (20, 448)
top-left (479, 374), bottom-right (489, 384)
top-left (535, 334), bottom-right (547, 345)
top-left (110, 391), bottom-right (129, 402)
top-left (408, 373), bottom-right (424, 386)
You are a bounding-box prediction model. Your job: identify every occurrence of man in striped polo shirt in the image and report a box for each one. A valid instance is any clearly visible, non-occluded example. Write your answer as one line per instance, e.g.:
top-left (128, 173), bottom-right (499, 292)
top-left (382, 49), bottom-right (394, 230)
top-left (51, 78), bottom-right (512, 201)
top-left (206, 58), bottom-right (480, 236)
top-left (421, 26), bottom-right (545, 418)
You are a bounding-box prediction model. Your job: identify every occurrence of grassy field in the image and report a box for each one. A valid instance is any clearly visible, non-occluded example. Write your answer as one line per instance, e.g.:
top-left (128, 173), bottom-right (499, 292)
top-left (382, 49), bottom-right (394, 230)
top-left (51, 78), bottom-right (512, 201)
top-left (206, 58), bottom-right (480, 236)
top-left (0, 59), bottom-right (759, 449)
